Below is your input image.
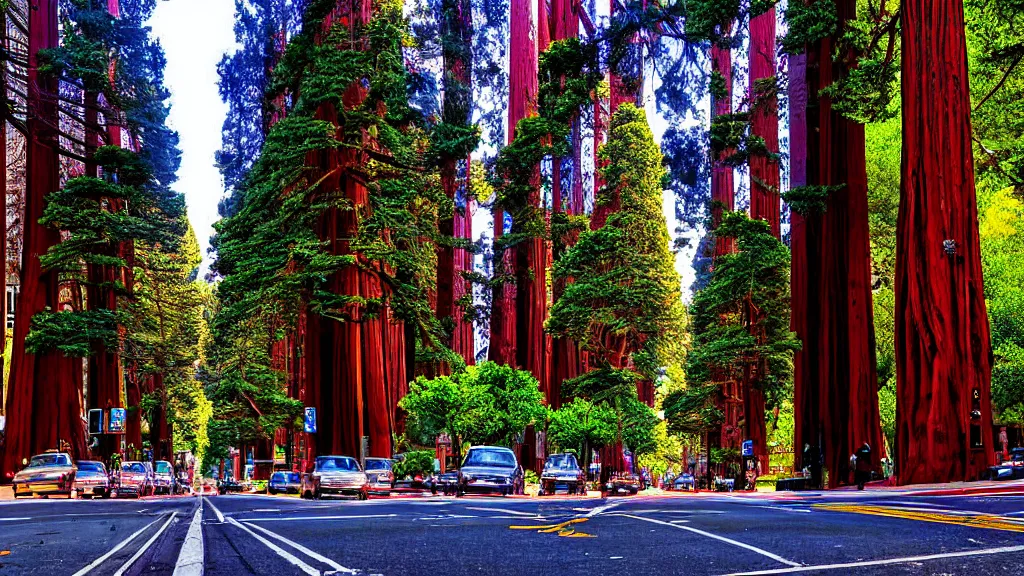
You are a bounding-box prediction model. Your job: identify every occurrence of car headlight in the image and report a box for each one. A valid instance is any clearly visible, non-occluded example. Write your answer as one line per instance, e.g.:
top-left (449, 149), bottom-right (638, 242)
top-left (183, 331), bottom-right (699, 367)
top-left (505, 477), bottom-right (512, 484)
top-left (462, 473), bottom-right (472, 481)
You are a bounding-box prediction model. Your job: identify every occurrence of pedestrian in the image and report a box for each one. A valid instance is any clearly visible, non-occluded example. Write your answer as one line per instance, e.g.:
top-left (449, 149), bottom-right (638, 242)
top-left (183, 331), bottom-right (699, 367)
top-left (854, 442), bottom-right (872, 490)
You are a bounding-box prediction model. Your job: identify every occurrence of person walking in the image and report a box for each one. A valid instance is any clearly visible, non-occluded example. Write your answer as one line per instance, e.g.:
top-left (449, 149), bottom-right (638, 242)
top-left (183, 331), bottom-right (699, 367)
top-left (854, 442), bottom-right (872, 490)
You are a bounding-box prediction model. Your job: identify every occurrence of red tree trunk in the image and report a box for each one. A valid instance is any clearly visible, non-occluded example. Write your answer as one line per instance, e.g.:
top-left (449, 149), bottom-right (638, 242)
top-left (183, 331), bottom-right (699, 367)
top-left (2, 0), bottom-right (86, 480)
top-left (895, 0), bottom-right (994, 485)
top-left (744, 6), bottom-right (780, 474)
top-left (711, 35), bottom-right (735, 257)
top-left (436, 0), bottom-right (475, 368)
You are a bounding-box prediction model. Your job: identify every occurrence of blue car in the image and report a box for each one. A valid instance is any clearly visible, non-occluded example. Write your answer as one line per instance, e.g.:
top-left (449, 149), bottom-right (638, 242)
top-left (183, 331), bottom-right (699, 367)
top-left (269, 471), bottom-right (302, 494)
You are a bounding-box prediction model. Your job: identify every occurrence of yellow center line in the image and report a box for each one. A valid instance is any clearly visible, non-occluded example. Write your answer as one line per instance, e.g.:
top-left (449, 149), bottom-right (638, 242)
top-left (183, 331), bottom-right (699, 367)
top-left (814, 504), bottom-right (1024, 533)
top-left (509, 517), bottom-right (594, 537)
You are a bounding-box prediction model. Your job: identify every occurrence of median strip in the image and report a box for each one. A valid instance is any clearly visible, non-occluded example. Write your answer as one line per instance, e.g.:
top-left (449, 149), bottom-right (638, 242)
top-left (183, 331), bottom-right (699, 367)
top-left (173, 499), bottom-right (205, 576)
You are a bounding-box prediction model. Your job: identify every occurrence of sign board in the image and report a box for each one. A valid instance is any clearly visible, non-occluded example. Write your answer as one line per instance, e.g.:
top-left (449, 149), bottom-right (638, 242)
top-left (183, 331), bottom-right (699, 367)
top-left (741, 440), bottom-right (754, 457)
top-left (107, 408), bottom-right (126, 434)
top-left (88, 409), bottom-right (104, 435)
top-left (303, 407), bottom-right (317, 433)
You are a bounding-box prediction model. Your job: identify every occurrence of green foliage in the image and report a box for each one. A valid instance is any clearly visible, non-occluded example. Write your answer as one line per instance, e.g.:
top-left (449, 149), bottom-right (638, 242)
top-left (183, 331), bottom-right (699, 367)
top-left (865, 113), bottom-right (901, 286)
top-left (547, 397), bottom-right (618, 456)
top-left (548, 104), bottom-right (687, 380)
top-left (680, 212), bottom-right (799, 428)
top-left (780, 0), bottom-right (837, 54)
top-left (636, 421), bottom-right (684, 480)
top-left (400, 362), bottom-right (547, 452)
top-left (781, 184), bottom-right (845, 216)
top-left (393, 450), bottom-right (435, 479)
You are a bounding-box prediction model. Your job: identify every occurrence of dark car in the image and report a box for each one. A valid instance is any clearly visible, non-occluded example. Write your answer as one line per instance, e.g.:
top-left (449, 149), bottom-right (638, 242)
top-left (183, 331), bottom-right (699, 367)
top-left (301, 456), bottom-right (369, 500)
top-left (986, 448), bottom-right (1024, 481)
top-left (269, 471), bottom-right (302, 495)
top-left (364, 458), bottom-right (394, 496)
top-left (431, 470), bottom-right (460, 495)
top-left (217, 476), bottom-right (245, 495)
top-left (605, 472), bottom-right (641, 496)
top-left (539, 453), bottom-right (585, 496)
top-left (73, 460), bottom-right (111, 498)
top-left (457, 446), bottom-right (524, 497)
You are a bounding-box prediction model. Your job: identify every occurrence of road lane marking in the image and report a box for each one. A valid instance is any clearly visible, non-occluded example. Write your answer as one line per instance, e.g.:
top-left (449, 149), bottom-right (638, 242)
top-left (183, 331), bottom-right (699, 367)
top-left (226, 517), bottom-right (320, 576)
top-left (508, 517), bottom-right (595, 537)
top-left (724, 544), bottom-right (1024, 575)
top-left (612, 514), bottom-right (801, 567)
top-left (815, 503), bottom-right (1024, 532)
top-left (204, 497), bottom-right (225, 522)
top-left (0, 518), bottom-right (31, 521)
top-left (755, 506), bottom-right (811, 513)
top-left (245, 514), bottom-right (397, 522)
top-left (113, 513), bottom-right (177, 576)
top-left (243, 521), bottom-right (357, 574)
top-left (72, 515), bottom-right (166, 576)
top-left (465, 506), bottom-right (538, 516)
top-left (173, 499), bottom-right (205, 576)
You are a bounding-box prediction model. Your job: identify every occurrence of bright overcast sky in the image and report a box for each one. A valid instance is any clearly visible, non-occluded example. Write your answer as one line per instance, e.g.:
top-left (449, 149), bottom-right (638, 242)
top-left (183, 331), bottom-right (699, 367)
top-left (150, 0), bottom-right (238, 278)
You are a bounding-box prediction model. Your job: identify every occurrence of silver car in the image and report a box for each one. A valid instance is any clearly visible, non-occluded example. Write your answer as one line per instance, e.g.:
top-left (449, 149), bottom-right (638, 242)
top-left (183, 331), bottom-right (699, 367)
top-left (364, 458), bottom-right (394, 496)
top-left (13, 452), bottom-right (77, 499)
top-left (73, 460), bottom-right (111, 498)
top-left (301, 456), bottom-right (369, 500)
top-left (153, 460), bottom-right (176, 495)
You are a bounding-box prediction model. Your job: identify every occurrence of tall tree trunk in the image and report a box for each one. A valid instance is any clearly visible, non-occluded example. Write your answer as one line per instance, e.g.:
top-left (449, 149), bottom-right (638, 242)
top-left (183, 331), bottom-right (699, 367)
top-left (895, 0), bottom-right (993, 485)
top-left (436, 0), bottom-right (475, 369)
top-left (2, 0), bottom-right (86, 479)
top-left (745, 6), bottom-right (780, 474)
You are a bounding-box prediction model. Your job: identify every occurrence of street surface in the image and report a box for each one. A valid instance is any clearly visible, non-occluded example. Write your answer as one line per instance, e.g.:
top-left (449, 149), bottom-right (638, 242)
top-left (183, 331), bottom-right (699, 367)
top-left (1, 489), bottom-right (1023, 575)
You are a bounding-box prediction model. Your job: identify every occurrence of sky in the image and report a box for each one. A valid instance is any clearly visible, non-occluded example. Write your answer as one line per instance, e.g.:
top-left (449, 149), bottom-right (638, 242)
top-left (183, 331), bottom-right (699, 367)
top-left (150, 0), bottom-right (238, 278)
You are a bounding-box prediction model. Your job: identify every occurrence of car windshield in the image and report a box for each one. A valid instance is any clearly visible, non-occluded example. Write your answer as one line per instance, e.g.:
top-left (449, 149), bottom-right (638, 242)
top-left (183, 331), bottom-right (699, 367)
top-left (77, 461), bottom-right (104, 473)
top-left (317, 457), bottom-right (360, 472)
top-left (463, 449), bottom-right (516, 468)
top-left (288, 473), bottom-right (300, 482)
top-left (155, 462), bottom-right (172, 474)
top-left (272, 472), bottom-right (285, 481)
top-left (365, 459), bottom-right (391, 471)
top-left (27, 454), bottom-right (70, 468)
top-left (122, 463), bottom-right (146, 474)
top-left (545, 455), bottom-right (578, 470)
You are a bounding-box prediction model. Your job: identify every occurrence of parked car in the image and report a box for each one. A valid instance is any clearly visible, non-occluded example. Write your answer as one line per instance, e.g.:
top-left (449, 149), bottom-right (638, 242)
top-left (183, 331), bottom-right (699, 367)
top-left (153, 460), bottom-right (177, 495)
top-left (539, 453), bottom-right (585, 496)
top-left (673, 473), bottom-right (695, 491)
top-left (364, 458), bottom-right (394, 496)
top-left (12, 452), bottom-right (77, 499)
top-left (268, 471), bottom-right (302, 495)
top-left (431, 470), bottom-right (460, 495)
top-left (457, 446), bottom-right (524, 496)
top-left (301, 456), bottom-right (369, 500)
top-left (73, 460), bottom-right (111, 498)
top-left (604, 472), bottom-right (641, 496)
top-left (217, 476), bottom-right (245, 495)
top-left (986, 448), bottom-right (1024, 481)
top-left (116, 461), bottom-right (150, 498)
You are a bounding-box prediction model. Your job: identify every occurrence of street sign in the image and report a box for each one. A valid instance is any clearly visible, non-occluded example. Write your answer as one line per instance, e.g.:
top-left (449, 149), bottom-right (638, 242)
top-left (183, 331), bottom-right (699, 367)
top-left (303, 407), bottom-right (317, 433)
top-left (88, 409), bottom-right (104, 435)
top-left (107, 408), bottom-right (126, 434)
top-left (742, 440), bottom-right (753, 457)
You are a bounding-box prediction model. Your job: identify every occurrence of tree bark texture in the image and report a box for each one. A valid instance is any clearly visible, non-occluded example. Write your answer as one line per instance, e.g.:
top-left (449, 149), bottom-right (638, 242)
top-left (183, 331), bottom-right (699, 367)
top-left (895, 0), bottom-right (994, 484)
top-left (2, 0), bottom-right (87, 479)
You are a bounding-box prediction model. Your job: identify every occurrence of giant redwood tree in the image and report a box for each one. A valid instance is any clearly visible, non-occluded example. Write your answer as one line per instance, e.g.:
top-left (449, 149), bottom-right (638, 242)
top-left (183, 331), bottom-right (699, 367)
top-left (895, 0), bottom-right (994, 484)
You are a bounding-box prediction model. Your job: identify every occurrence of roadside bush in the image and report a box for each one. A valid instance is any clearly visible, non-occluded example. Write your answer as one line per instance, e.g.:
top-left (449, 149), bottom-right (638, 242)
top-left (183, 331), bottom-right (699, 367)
top-left (394, 450), bottom-right (435, 479)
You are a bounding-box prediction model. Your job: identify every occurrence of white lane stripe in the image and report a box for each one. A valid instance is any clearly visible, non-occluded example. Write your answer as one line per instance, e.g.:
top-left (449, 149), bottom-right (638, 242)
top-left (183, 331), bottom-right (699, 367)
top-left (724, 544), bottom-right (1024, 575)
top-left (586, 500), bottom-right (625, 517)
top-left (204, 496), bottom-right (225, 523)
top-left (225, 517), bottom-right (320, 576)
top-left (72, 515), bottom-right (165, 576)
top-left (755, 506), bottom-right (811, 514)
top-left (0, 517), bottom-right (31, 521)
top-left (113, 513), bottom-right (177, 576)
top-left (464, 507), bottom-right (538, 517)
top-left (243, 521), bottom-right (356, 574)
top-left (613, 514), bottom-right (801, 568)
top-left (245, 514), bottom-right (397, 522)
top-left (173, 499), bottom-right (205, 576)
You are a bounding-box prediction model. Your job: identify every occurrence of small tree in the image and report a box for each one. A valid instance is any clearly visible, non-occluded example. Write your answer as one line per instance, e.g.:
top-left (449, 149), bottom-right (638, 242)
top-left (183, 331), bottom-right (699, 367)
top-left (400, 361), bottom-right (546, 466)
top-left (547, 398), bottom-right (618, 472)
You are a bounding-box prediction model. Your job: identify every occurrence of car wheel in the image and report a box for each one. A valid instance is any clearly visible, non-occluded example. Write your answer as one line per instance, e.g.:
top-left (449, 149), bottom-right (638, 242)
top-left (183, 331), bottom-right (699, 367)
top-left (358, 491), bottom-right (368, 501)
top-left (313, 488), bottom-right (321, 500)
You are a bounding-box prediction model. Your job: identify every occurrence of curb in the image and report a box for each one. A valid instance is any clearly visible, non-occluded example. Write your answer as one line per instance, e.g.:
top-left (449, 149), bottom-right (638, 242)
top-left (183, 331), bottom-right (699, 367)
top-left (907, 483), bottom-right (1024, 497)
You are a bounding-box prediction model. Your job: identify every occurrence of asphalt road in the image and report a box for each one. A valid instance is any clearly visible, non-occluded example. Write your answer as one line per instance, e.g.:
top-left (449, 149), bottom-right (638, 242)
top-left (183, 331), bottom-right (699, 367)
top-left (1, 489), bottom-right (1023, 575)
